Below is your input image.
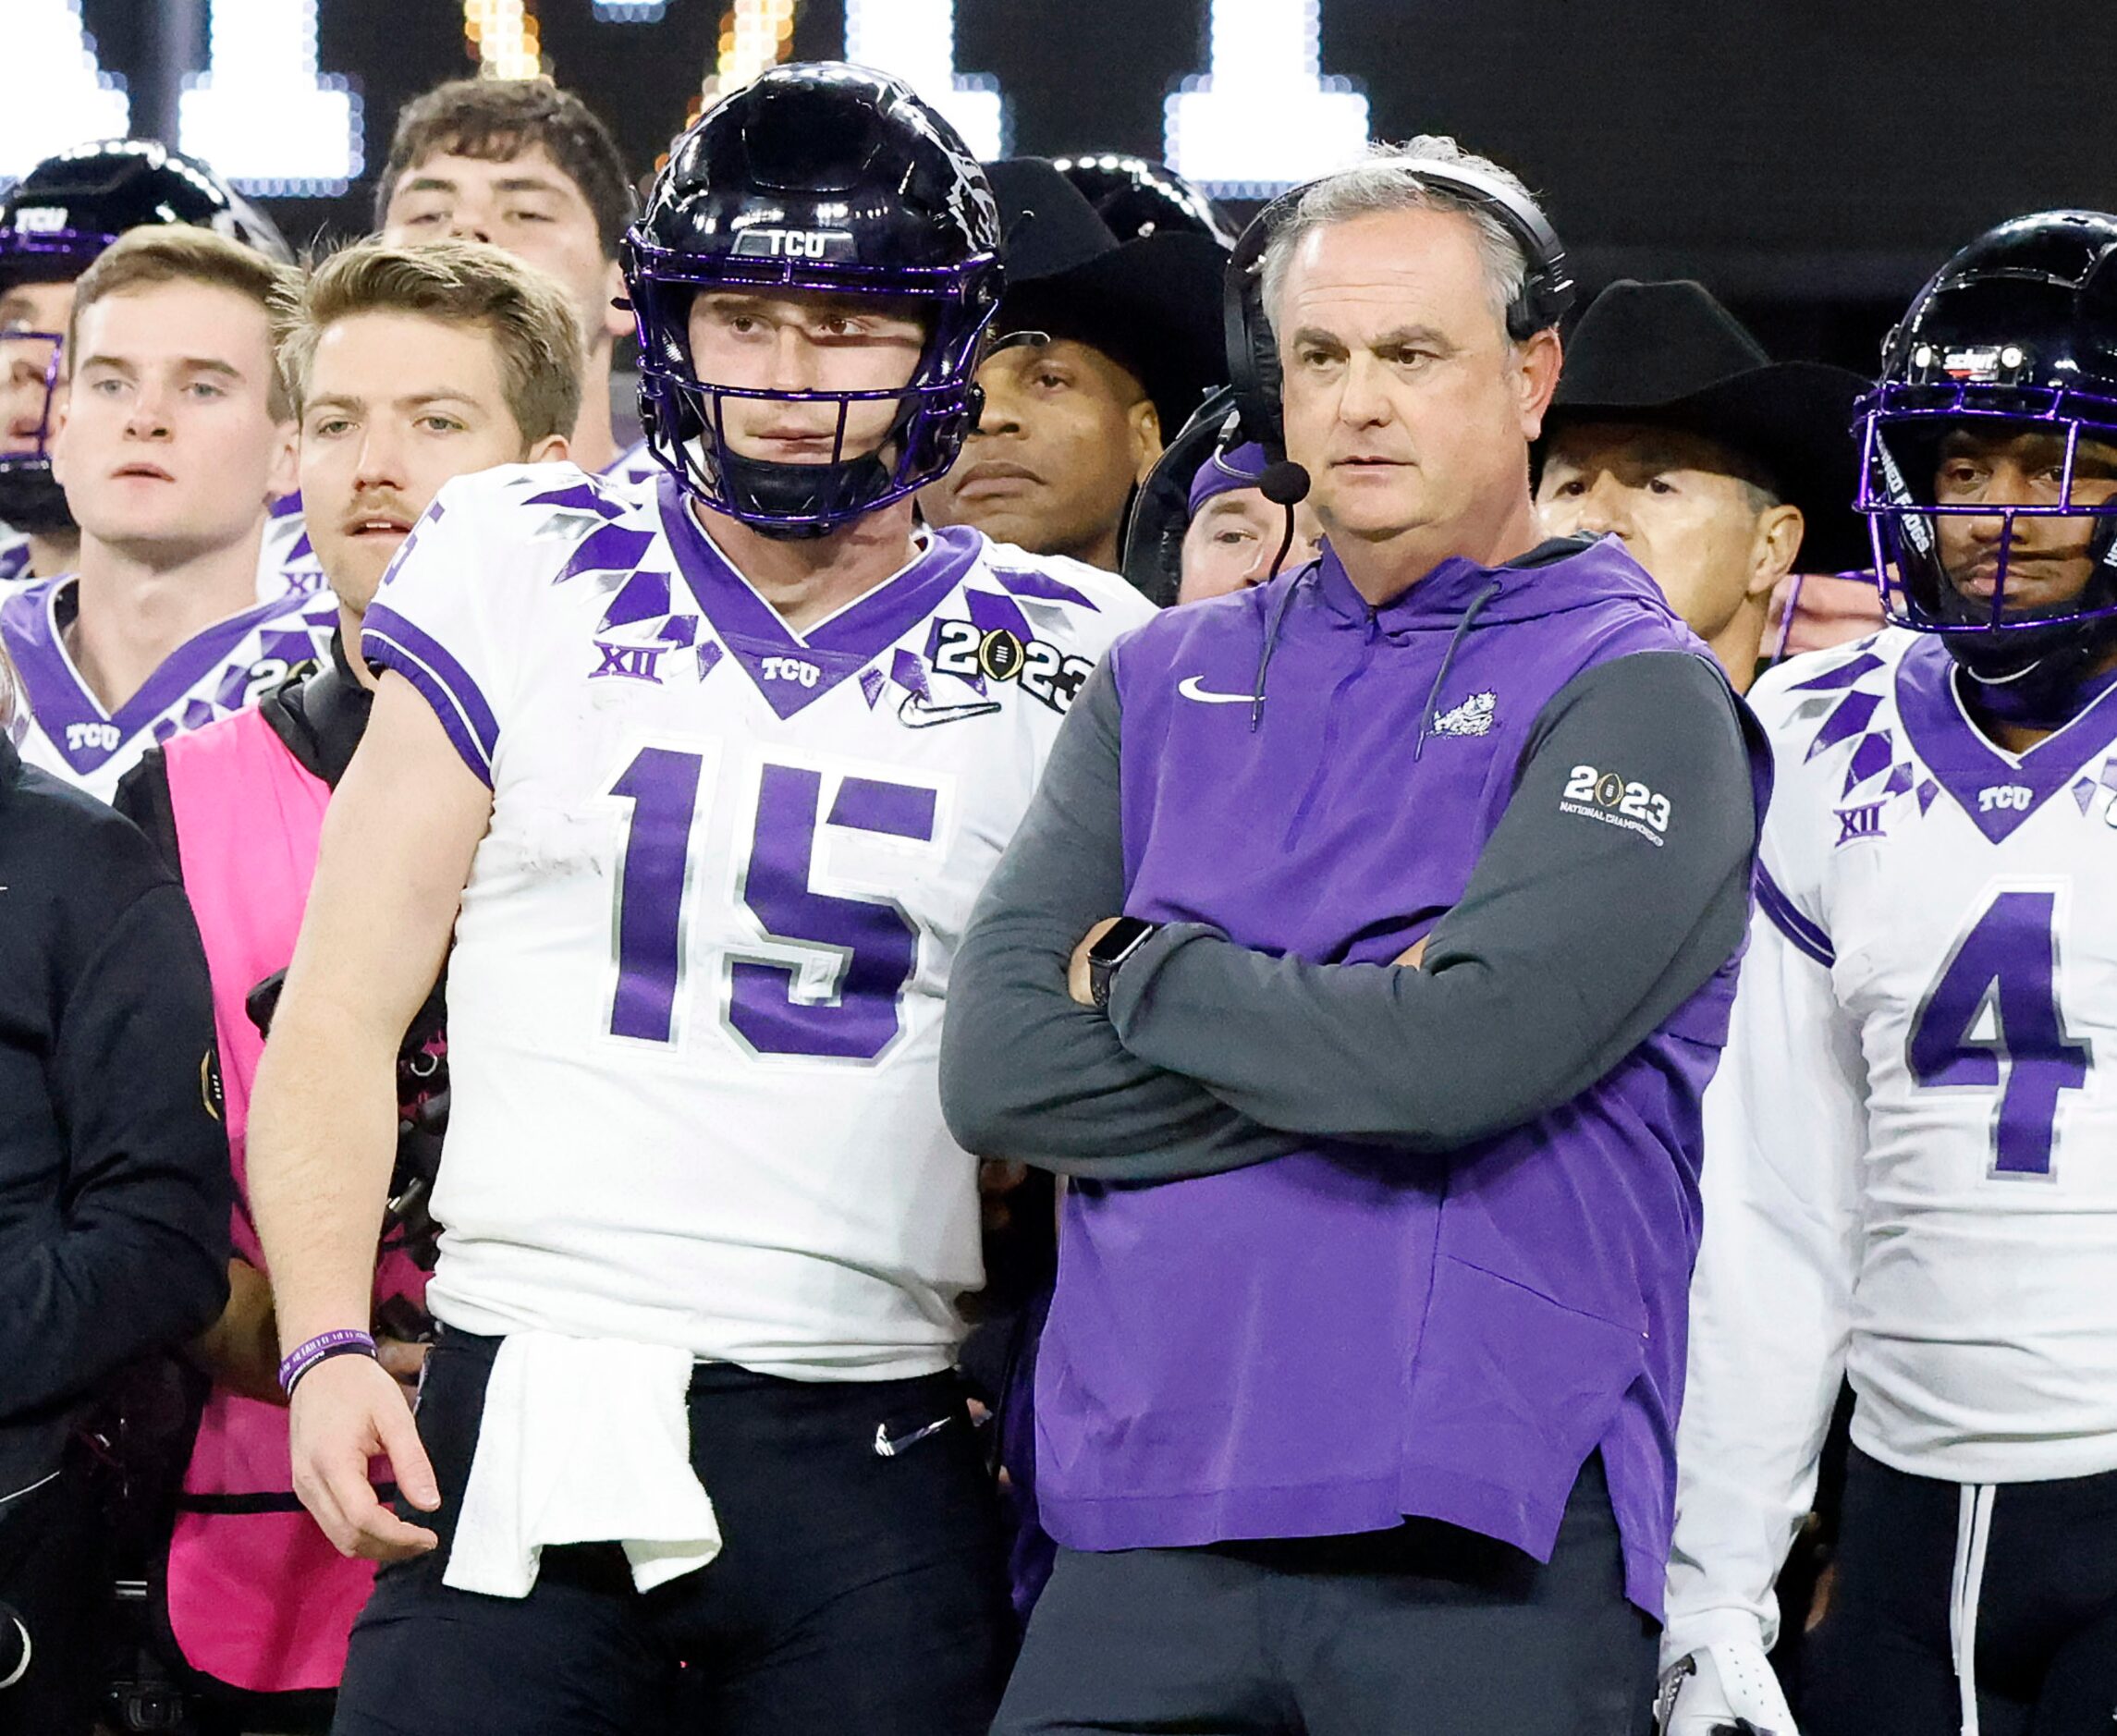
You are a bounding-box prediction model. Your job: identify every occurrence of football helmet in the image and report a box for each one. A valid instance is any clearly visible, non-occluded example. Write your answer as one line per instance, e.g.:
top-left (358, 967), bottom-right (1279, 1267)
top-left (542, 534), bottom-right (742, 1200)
top-left (1858, 210), bottom-right (2117, 702)
top-left (623, 63), bottom-right (1004, 537)
top-left (0, 140), bottom-right (291, 535)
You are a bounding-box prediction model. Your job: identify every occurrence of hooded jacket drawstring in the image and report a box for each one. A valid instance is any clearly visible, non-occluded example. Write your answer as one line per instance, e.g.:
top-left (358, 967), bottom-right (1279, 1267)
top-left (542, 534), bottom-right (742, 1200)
top-left (1248, 570), bottom-right (1312, 733)
top-left (1413, 580), bottom-right (1504, 760)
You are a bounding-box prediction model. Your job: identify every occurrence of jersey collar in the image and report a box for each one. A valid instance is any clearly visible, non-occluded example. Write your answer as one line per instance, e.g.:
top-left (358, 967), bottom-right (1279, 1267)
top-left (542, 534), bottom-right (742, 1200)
top-left (1896, 633), bottom-right (2117, 842)
top-left (654, 474), bottom-right (980, 719)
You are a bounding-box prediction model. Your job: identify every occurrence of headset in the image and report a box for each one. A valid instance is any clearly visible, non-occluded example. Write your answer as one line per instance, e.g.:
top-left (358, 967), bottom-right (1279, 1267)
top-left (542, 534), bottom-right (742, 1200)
top-left (1222, 159), bottom-right (1576, 483)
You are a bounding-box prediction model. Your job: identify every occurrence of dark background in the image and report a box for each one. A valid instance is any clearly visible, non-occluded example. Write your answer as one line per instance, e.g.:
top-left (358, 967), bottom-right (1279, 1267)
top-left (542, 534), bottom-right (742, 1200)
top-left (55, 0), bottom-right (2117, 371)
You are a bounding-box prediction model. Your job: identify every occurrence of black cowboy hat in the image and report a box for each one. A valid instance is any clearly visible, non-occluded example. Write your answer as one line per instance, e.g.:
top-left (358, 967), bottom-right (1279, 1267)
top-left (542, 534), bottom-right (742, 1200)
top-left (982, 156), bottom-right (1230, 441)
top-left (1543, 279), bottom-right (1871, 572)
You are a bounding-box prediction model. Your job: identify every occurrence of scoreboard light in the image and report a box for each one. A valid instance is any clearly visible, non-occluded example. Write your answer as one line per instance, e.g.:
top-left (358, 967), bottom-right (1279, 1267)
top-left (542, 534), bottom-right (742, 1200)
top-left (464, 0), bottom-right (547, 80)
top-left (698, 0), bottom-right (800, 110)
top-left (1164, 0), bottom-right (1370, 197)
top-left (0, 0), bottom-right (129, 184)
top-left (843, 0), bottom-right (1007, 160)
top-left (178, 0), bottom-right (361, 196)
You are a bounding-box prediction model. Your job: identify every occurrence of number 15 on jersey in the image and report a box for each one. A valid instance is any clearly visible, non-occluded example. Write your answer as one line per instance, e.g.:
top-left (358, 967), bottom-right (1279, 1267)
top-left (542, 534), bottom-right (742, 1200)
top-left (603, 740), bottom-right (952, 1065)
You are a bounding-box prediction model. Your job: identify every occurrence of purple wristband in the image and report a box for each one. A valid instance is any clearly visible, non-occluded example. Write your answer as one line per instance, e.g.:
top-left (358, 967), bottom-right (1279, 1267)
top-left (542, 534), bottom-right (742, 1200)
top-left (278, 1328), bottom-right (378, 1397)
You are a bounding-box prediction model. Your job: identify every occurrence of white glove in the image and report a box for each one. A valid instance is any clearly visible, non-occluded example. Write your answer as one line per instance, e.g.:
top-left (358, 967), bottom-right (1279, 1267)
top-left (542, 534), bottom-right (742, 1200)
top-left (1654, 1642), bottom-right (1799, 1736)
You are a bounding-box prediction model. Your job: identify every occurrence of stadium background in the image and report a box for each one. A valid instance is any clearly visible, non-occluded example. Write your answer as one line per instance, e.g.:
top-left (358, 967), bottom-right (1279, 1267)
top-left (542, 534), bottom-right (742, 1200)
top-left (13, 0), bottom-right (2117, 386)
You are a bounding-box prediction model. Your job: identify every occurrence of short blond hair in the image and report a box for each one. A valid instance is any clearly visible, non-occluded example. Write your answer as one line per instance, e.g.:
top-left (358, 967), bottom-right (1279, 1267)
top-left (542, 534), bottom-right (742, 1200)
top-left (69, 226), bottom-right (300, 420)
top-left (274, 239), bottom-right (583, 447)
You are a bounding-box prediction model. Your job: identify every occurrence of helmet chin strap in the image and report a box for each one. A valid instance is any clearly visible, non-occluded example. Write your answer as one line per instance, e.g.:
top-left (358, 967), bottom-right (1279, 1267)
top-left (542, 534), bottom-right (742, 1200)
top-left (1949, 621), bottom-right (2117, 730)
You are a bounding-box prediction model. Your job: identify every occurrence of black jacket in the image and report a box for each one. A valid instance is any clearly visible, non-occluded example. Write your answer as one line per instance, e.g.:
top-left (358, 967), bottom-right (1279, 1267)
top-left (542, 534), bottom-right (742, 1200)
top-left (0, 735), bottom-right (231, 1499)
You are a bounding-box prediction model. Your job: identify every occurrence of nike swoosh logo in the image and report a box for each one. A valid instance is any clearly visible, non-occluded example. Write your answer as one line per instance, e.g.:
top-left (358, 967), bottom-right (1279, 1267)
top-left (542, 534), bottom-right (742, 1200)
top-left (1178, 676), bottom-right (1252, 704)
top-left (898, 691), bottom-right (1002, 729)
top-left (873, 1415), bottom-right (955, 1458)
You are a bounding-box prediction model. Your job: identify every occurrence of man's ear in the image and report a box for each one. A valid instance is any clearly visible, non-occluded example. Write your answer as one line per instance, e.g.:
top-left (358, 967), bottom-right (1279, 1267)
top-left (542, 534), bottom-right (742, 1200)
top-left (1129, 397), bottom-right (1164, 483)
top-left (527, 433), bottom-right (570, 465)
top-left (1751, 502), bottom-right (1806, 600)
top-left (45, 387), bottom-right (70, 490)
top-left (600, 259), bottom-right (631, 343)
top-left (264, 418), bottom-right (300, 503)
top-left (1515, 326), bottom-right (1564, 441)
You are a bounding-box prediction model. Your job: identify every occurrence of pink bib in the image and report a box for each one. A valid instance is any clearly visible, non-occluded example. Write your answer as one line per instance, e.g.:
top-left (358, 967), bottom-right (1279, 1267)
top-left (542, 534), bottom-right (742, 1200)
top-left (162, 705), bottom-right (426, 1694)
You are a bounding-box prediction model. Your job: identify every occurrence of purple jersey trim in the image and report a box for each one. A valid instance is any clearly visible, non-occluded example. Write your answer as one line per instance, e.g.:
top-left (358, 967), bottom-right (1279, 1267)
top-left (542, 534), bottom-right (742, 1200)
top-left (361, 604), bottom-right (499, 787)
top-left (1892, 634), bottom-right (2117, 844)
top-left (0, 577), bottom-right (327, 777)
top-left (654, 473), bottom-right (982, 719)
top-left (1754, 860), bottom-right (1834, 968)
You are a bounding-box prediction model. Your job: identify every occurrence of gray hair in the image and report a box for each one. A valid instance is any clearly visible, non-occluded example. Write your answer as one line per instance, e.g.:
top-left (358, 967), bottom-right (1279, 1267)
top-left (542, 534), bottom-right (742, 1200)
top-left (1257, 137), bottom-right (1537, 341)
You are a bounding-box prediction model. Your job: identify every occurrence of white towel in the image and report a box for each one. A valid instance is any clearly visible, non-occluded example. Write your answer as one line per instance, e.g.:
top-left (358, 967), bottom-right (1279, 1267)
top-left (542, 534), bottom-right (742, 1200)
top-left (442, 1332), bottom-right (722, 1598)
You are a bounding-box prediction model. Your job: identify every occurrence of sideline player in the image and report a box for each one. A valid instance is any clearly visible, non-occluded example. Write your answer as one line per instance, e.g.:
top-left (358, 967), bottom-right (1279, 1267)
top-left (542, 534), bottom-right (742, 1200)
top-left (0, 226), bottom-right (335, 801)
top-left (374, 78), bottom-right (645, 480)
top-left (111, 238), bottom-right (579, 1730)
top-left (1660, 211), bottom-right (2117, 1736)
top-left (247, 64), bottom-right (1152, 1736)
top-left (0, 140), bottom-right (322, 597)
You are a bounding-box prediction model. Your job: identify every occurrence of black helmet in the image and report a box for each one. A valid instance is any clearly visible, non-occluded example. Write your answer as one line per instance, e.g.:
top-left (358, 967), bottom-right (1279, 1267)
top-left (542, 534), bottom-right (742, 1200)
top-left (1051, 154), bottom-right (1236, 250)
top-left (622, 62), bottom-right (1004, 538)
top-left (0, 140), bottom-right (292, 536)
top-left (1858, 209), bottom-right (2117, 700)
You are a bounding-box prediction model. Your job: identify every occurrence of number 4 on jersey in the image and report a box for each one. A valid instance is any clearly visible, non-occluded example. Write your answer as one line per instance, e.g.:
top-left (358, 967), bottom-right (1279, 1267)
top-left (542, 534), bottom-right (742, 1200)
top-left (1909, 889), bottom-right (2092, 1177)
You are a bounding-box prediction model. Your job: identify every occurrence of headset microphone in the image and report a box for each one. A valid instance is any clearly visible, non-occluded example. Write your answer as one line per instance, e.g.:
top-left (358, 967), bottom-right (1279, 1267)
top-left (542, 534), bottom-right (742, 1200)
top-left (1258, 460), bottom-right (1310, 506)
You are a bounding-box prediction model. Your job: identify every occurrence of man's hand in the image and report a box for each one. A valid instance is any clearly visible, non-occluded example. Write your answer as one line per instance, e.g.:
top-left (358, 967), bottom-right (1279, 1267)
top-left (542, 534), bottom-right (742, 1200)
top-left (1068, 918), bottom-right (1121, 1006)
top-left (288, 1351), bottom-right (442, 1562)
top-left (1655, 1643), bottom-right (1799, 1736)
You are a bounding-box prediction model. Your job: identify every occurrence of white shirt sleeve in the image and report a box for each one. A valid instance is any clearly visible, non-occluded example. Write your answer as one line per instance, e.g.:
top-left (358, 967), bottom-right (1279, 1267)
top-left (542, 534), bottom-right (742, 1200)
top-left (1661, 887), bottom-right (1866, 1665)
top-left (358, 467), bottom-right (551, 787)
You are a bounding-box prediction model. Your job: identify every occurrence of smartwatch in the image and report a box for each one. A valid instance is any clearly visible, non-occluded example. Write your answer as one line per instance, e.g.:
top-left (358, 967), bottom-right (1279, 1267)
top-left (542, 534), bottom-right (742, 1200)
top-left (1086, 917), bottom-right (1160, 1010)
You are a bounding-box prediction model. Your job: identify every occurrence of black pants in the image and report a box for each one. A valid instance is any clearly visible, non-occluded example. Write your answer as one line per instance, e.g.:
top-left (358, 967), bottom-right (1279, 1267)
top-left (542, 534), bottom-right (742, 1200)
top-left (1804, 1447), bottom-right (2117, 1736)
top-left (994, 1453), bottom-right (1657, 1736)
top-left (332, 1330), bottom-right (1011, 1736)
top-left (0, 1463), bottom-right (110, 1736)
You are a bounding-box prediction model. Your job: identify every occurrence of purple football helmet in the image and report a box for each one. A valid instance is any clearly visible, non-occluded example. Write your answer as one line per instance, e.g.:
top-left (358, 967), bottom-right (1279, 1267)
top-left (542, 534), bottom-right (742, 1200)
top-left (0, 140), bottom-right (290, 536)
top-left (621, 63), bottom-right (1004, 538)
top-left (1858, 210), bottom-right (2117, 692)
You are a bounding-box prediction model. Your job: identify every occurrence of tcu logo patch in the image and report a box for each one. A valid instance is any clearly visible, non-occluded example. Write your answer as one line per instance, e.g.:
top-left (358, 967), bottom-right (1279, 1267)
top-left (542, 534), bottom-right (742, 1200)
top-left (66, 721), bottom-right (121, 753)
top-left (730, 228), bottom-right (855, 261)
top-left (1978, 784), bottom-right (2033, 813)
top-left (760, 655), bottom-right (821, 689)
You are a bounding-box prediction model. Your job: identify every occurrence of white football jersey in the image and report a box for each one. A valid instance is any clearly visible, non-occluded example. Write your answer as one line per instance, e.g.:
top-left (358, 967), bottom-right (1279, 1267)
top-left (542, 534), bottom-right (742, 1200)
top-left (257, 498), bottom-right (330, 601)
top-left (603, 436), bottom-right (661, 489)
top-left (363, 463), bottom-right (1153, 1379)
top-left (1666, 626), bottom-right (2117, 1659)
top-left (0, 507), bottom-right (323, 603)
top-left (0, 573), bottom-right (337, 801)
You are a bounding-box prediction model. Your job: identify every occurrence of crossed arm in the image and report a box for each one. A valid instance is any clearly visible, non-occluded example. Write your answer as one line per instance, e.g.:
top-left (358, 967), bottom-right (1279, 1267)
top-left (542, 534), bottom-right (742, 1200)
top-left (941, 652), bottom-right (1759, 1174)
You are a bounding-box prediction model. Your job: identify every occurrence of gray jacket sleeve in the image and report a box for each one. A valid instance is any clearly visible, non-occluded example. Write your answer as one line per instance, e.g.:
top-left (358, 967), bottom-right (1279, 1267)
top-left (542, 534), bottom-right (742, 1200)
top-left (1104, 650), bottom-right (1760, 1151)
top-left (940, 656), bottom-right (1303, 1181)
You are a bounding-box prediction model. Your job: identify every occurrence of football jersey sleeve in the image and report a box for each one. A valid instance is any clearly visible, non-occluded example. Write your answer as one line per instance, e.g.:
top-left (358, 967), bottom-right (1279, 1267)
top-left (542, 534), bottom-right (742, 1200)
top-left (1662, 671), bottom-right (1868, 1666)
top-left (360, 473), bottom-right (525, 788)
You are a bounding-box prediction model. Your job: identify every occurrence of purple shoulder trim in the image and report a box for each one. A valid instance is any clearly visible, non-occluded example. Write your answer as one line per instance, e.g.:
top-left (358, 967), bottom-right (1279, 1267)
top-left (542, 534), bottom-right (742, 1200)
top-left (361, 604), bottom-right (499, 787)
top-left (1754, 861), bottom-right (1833, 968)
